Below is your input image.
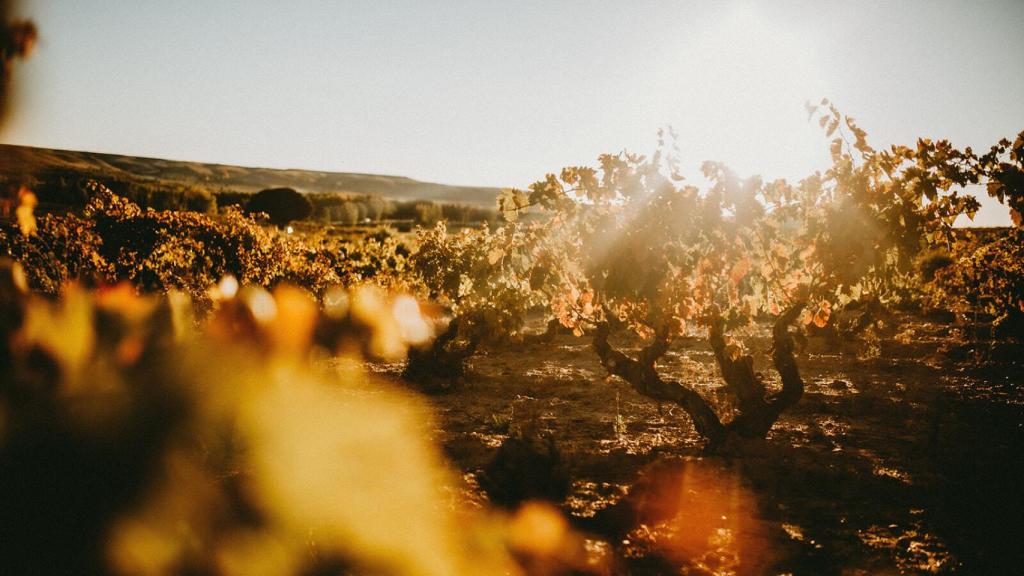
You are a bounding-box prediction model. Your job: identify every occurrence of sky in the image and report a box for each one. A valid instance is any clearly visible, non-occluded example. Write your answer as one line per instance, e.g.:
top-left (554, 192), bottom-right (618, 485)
top-left (2, 0), bottom-right (1023, 225)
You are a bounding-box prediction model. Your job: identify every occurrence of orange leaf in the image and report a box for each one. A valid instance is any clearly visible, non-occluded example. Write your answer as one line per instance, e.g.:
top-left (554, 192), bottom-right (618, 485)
top-left (813, 306), bottom-right (830, 328)
top-left (729, 258), bottom-right (751, 286)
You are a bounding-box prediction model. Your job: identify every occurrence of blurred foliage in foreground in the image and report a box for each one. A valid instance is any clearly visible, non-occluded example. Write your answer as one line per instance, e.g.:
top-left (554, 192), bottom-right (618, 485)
top-left (0, 262), bottom-right (599, 575)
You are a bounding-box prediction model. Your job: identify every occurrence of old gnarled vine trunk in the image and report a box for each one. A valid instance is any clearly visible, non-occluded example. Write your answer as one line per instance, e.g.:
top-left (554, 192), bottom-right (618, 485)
top-left (402, 315), bottom-right (480, 386)
top-left (592, 303), bottom-right (805, 446)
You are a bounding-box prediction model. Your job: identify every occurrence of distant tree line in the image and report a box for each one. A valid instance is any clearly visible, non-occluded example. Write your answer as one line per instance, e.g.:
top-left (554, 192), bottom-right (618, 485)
top-left (308, 192), bottom-right (396, 225)
top-left (14, 168), bottom-right (218, 213)
top-left (225, 191), bottom-right (496, 227)
top-left (8, 168), bottom-right (498, 226)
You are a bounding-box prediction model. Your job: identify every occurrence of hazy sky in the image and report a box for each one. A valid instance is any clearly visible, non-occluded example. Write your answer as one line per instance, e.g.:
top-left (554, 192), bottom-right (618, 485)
top-left (3, 0), bottom-right (1022, 224)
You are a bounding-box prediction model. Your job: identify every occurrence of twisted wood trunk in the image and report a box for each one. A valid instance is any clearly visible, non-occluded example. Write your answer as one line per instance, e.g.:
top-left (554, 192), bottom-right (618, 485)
top-left (402, 315), bottom-right (480, 385)
top-left (709, 303), bottom-right (805, 438)
top-left (593, 322), bottom-right (726, 444)
top-left (592, 303), bottom-right (805, 446)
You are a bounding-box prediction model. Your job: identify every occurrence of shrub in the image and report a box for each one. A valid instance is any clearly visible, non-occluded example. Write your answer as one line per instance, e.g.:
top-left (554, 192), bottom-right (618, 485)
top-left (245, 187), bottom-right (312, 227)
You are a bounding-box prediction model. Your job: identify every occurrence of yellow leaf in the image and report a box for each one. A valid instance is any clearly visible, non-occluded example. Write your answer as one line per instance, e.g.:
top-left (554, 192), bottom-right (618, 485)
top-left (16, 187), bottom-right (37, 236)
top-left (16, 284), bottom-right (95, 387)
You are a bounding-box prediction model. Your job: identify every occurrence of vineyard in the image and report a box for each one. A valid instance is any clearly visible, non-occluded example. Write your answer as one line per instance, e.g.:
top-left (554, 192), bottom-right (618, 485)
top-left (1, 101), bottom-right (1023, 575)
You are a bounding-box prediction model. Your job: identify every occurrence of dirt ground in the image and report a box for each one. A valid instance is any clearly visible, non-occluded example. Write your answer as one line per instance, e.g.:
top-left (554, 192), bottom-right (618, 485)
top-left (376, 315), bottom-right (1023, 575)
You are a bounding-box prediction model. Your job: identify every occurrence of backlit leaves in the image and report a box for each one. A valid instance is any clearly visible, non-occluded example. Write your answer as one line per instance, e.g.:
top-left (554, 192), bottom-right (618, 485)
top-left (0, 272), bottom-right (524, 576)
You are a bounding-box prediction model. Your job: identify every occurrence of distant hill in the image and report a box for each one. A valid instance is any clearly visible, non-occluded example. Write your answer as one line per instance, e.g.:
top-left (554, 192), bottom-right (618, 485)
top-left (0, 144), bottom-right (501, 207)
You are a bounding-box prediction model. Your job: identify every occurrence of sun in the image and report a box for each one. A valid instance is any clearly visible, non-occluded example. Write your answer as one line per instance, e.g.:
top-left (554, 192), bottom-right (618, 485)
top-left (653, 4), bottom-right (833, 182)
